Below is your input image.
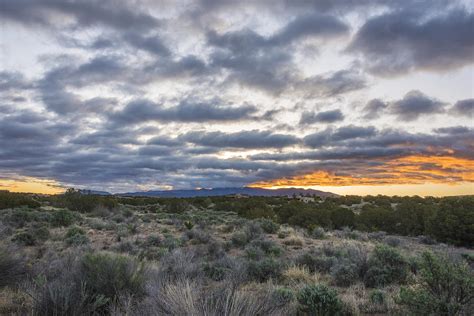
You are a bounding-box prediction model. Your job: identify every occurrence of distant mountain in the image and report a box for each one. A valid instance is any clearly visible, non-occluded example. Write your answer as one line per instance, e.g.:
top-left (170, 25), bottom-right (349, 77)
top-left (119, 187), bottom-right (338, 198)
top-left (78, 189), bottom-right (111, 196)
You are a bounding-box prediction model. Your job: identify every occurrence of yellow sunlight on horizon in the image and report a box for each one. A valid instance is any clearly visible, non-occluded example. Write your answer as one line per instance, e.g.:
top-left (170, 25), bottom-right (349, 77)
top-left (0, 177), bottom-right (64, 194)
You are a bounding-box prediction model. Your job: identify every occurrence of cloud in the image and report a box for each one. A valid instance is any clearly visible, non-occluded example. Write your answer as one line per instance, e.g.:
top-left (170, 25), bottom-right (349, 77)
top-left (109, 98), bottom-right (259, 125)
top-left (0, 0), bottom-right (160, 31)
top-left (362, 99), bottom-right (388, 119)
top-left (206, 13), bottom-right (349, 93)
top-left (300, 109), bottom-right (344, 124)
top-left (389, 90), bottom-right (447, 121)
top-left (295, 69), bottom-right (367, 98)
top-left (304, 125), bottom-right (376, 147)
top-left (348, 8), bottom-right (474, 75)
top-left (180, 130), bottom-right (299, 149)
top-left (451, 98), bottom-right (474, 117)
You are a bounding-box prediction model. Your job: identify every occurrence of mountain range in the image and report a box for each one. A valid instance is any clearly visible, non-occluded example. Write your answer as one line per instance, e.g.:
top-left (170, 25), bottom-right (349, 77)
top-left (118, 187), bottom-right (337, 198)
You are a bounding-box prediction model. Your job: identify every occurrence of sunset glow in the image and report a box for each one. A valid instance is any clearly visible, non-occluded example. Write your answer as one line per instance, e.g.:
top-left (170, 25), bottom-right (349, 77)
top-left (251, 155), bottom-right (474, 194)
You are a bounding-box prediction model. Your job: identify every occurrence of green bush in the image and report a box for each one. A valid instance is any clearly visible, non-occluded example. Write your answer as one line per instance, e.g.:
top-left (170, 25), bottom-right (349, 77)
top-left (246, 258), bottom-right (283, 282)
top-left (369, 289), bottom-right (386, 305)
top-left (398, 252), bottom-right (474, 315)
top-left (184, 220), bottom-right (194, 230)
top-left (12, 231), bottom-right (36, 246)
top-left (0, 191), bottom-right (40, 210)
top-left (249, 239), bottom-right (283, 257)
top-left (296, 252), bottom-right (336, 273)
top-left (65, 226), bottom-right (85, 238)
top-left (203, 262), bottom-right (230, 281)
top-left (273, 287), bottom-right (294, 307)
top-left (80, 253), bottom-right (147, 306)
top-left (311, 226), bottom-right (326, 239)
top-left (65, 226), bottom-right (89, 246)
top-left (330, 260), bottom-right (359, 286)
top-left (31, 225), bottom-right (50, 241)
top-left (51, 209), bottom-right (76, 227)
top-left (258, 219), bottom-right (279, 234)
top-left (297, 284), bottom-right (343, 316)
top-left (364, 245), bottom-right (409, 287)
top-left (231, 231), bottom-right (249, 247)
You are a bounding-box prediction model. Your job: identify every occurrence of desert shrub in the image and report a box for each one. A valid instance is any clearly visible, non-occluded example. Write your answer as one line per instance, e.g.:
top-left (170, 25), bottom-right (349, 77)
top-left (296, 252), bottom-right (337, 273)
top-left (0, 191), bottom-right (40, 209)
top-left (162, 235), bottom-right (181, 250)
top-left (140, 280), bottom-right (280, 315)
top-left (90, 205), bottom-right (111, 218)
top-left (418, 235), bottom-right (437, 245)
top-left (33, 273), bottom-right (108, 315)
top-left (113, 241), bottom-right (139, 254)
top-left (88, 218), bottom-right (114, 230)
top-left (249, 239), bottom-right (283, 257)
top-left (12, 231), bottom-right (36, 246)
top-left (231, 231), bottom-right (249, 247)
top-left (283, 235), bottom-right (304, 246)
top-left (31, 225), bottom-right (50, 241)
top-left (5, 208), bottom-right (35, 227)
top-left (245, 245), bottom-right (265, 260)
top-left (80, 253), bottom-right (147, 306)
top-left (258, 219), bottom-right (279, 234)
top-left (0, 246), bottom-right (27, 288)
top-left (207, 240), bottom-right (225, 259)
top-left (384, 236), bottom-right (402, 247)
top-left (67, 234), bottom-right (90, 246)
top-left (368, 231), bottom-right (386, 241)
top-left (184, 220), bottom-right (194, 230)
top-left (364, 245), bottom-right (409, 287)
top-left (369, 289), bottom-right (386, 305)
top-left (203, 257), bottom-right (237, 281)
top-left (185, 228), bottom-right (211, 244)
top-left (61, 188), bottom-right (117, 213)
top-left (273, 287), bottom-right (295, 307)
top-left (311, 226), bottom-right (326, 239)
top-left (31, 255), bottom-right (108, 315)
top-left (145, 234), bottom-right (162, 247)
top-left (51, 209), bottom-right (76, 227)
top-left (159, 249), bottom-right (202, 280)
top-left (244, 221), bottom-right (263, 240)
top-left (297, 284), bottom-right (343, 316)
top-left (246, 258), bottom-right (283, 282)
top-left (398, 251), bottom-right (474, 315)
top-left (330, 260), bottom-right (359, 286)
top-left (65, 225), bottom-right (85, 238)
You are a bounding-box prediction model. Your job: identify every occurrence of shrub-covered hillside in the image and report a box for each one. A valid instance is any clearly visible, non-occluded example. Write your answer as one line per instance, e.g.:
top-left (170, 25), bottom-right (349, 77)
top-left (0, 191), bottom-right (472, 315)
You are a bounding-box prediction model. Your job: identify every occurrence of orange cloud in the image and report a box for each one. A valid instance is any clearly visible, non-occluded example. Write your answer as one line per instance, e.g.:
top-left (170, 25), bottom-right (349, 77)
top-left (251, 155), bottom-right (474, 188)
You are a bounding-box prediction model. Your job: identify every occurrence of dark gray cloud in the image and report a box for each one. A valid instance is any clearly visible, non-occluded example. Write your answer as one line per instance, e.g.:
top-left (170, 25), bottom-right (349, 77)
top-left (362, 99), bottom-right (388, 119)
top-left (389, 90), bottom-right (447, 121)
top-left (0, 0), bottom-right (160, 30)
top-left (348, 8), bottom-right (474, 75)
top-left (304, 125), bottom-right (376, 147)
top-left (180, 130), bottom-right (299, 149)
top-left (109, 98), bottom-right (259, 125)
top-left (300, 109), bottom-right (344, 124)
top-left (451, 98), bottom-right (474, 117)
top-left (0, 0), bottom-right (472, 191)
top-left (206, 13), bottom-right (349, 93)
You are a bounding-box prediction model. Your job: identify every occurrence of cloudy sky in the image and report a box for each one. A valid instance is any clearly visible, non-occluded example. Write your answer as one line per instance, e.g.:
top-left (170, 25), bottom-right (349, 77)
top-left (0, 0), bottom-right (473, 195)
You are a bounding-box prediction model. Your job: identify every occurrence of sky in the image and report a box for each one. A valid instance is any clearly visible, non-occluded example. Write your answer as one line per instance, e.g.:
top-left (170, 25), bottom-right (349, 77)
top-left (0, 0), bottom-right (473, 195)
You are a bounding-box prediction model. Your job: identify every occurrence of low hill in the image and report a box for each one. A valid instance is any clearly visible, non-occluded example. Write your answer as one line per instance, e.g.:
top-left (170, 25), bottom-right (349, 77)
top-left (119, 187), bottom-right (337, 198)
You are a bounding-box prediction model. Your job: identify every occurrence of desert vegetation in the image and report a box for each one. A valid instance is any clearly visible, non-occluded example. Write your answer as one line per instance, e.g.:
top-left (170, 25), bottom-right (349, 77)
top-left (0, 190), bottom-right (472, 315)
